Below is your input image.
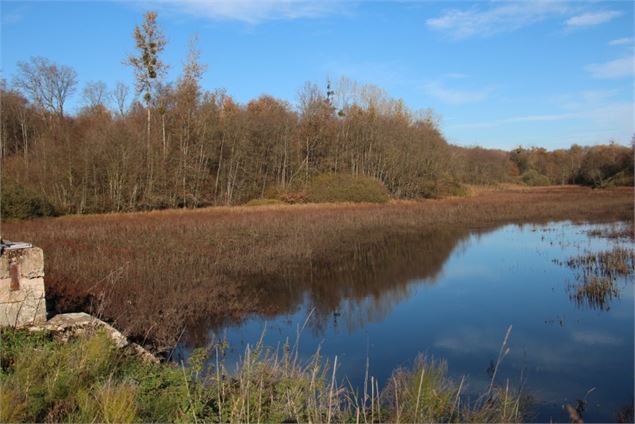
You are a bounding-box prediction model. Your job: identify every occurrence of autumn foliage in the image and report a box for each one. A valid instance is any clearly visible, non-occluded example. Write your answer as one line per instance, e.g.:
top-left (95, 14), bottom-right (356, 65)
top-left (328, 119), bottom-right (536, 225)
top-left (1, 11), bottom-right (632, 217)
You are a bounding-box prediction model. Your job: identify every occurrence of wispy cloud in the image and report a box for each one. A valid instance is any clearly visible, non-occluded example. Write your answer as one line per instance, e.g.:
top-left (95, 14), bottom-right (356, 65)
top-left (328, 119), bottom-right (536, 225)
top-left (556, 91), bottom-right (633, 138)
top-left (453, 112), bottom-right (579, 129)
top-left (585, 55), bottom-right (634, 79)
top-left (1, 4), bottom-right (29, 26)
top-left (450, 89), bottom-right (633, 146)
top-left (155, 0), bottom-right (351, 23)
top-left (322, 59), bottom-right (408, 88)
top-left (572, 330), bottom-right (622, 346)
top-left (565, 10), bottom-right (622, 28)
top-left (425, 1), bottom-right (569, 39)
top-left (423, 80), bottom-right (493, 104)
top-left (609, 37), bottom-right (633, 46)
top-left (443, 72), bottom-right (468, 79)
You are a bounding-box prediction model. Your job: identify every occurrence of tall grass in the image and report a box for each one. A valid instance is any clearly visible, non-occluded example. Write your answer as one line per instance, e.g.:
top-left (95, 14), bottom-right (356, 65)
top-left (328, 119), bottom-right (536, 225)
top-left (562, 246), bottom-right (635, 310)
top-left (587, 222), bottom-right (634, 241)
top-left (2, 186), bottom-right (632, 349)
top-left (0, 326), bottom-right (526, 423)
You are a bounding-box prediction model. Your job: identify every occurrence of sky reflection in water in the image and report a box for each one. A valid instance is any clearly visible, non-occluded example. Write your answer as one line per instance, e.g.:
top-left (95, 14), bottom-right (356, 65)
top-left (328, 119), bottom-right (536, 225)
top-left (176, 221), bottom-right (634, 423)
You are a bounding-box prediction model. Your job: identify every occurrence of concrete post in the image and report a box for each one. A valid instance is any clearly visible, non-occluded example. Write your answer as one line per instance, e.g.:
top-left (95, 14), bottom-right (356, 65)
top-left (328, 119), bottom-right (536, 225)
top-left (0, 243), bottom-right (47, 327)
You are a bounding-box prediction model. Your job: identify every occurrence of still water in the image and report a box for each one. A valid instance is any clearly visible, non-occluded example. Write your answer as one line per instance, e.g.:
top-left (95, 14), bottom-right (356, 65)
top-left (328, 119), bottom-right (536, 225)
top-left (175, 221), bottom-right (634, 422)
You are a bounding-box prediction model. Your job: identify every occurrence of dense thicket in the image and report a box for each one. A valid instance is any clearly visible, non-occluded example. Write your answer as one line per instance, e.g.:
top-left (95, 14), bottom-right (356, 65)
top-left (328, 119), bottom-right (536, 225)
top-left (0, 12), bottom-right (632, 216)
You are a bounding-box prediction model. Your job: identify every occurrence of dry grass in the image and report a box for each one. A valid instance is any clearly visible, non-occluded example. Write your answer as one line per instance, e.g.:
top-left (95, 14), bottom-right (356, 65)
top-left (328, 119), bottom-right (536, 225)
top-left (564, 246), bottom-right (635, 310)
top-left (2, 186), bottom-right (632, 350)
top-left (587, 221), bottom-right (635, 241)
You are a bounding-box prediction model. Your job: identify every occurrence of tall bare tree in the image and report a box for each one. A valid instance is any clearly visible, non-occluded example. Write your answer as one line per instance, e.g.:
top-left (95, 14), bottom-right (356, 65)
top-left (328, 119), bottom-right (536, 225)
top-left (112, 82), bottom-right (130, 117)
top-left (126, 10), bottom-right (167, 191)
top-left (13, 56), bottom-right (77, 118)
top-left (82, 81), bottom-right (109, 109)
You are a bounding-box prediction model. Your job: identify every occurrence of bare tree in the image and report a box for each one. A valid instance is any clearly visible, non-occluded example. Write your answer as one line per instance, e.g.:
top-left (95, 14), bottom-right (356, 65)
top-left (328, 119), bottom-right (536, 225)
top-left (126, 11), bottom-right (167, 146)
top-left (82, 81), bottom-right (109, 109)
top-left (112, 82), bottom-right (129, 117)
top-left (126, 11), bottom-right (167, 195)
top-left (13, 56), bottom-right (77, 118)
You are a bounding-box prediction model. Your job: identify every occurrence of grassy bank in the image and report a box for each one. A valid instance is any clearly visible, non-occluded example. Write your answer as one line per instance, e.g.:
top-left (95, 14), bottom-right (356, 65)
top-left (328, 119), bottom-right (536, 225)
top-left (2, 186), bottom-right (632, 350)
top-left (0, 327), bottom-right (525, 423)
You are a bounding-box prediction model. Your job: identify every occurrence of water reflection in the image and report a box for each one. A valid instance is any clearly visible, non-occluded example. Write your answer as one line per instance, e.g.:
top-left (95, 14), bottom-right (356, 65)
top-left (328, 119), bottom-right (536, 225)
top-left (182, 226), bottom-right (485, 345)
top-left (176, 222), bottom-right (634, 423)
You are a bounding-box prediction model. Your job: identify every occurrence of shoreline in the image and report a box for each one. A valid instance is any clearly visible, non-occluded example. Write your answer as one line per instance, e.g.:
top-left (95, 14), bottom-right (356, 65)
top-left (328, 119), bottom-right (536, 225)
top-left (2, 185), bottom-right (633, 351)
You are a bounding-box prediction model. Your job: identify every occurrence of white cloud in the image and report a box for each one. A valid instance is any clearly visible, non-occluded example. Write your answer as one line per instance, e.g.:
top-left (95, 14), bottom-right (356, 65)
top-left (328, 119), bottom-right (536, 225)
top-left (156, 0), bottom-right (350, 23)
top-left (449, 88), bottom-right (633, 147)
top-left (443, 72), bottom-right (468, 79)
top-left (556, 91), bottom-right (634, 142)
top-left (2, 12), bottom-right (22, 25)
top-left (425, 1), bottom-right (569, 39)
top-left (501, 113), bottom-right (578, 123)
top-left (609, 37), bottom-right (633, 46)
top-left (452, 112), bottom-right (579, 129)
top-left (1, 4), bottom-right (29, 25)
top-left (322, 59), bottom-right (408, 88)
top-left (453, 103), bottom-right (633, 132)
top-left (571, 330), bottom-right (622, 346)
top-left (423, 81), bottom-right (493, 104)
top-left (553, 89), bottom-right (621, 109)
top-left (585, 56), bottom-right (634, 79)
top-left (565, 10), bottom-right (622, 28)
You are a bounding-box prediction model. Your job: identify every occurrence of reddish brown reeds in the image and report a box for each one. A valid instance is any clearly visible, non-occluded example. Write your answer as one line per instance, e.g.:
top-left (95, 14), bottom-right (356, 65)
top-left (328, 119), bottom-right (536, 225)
top-left (2, 186), bottom-right (632, 350)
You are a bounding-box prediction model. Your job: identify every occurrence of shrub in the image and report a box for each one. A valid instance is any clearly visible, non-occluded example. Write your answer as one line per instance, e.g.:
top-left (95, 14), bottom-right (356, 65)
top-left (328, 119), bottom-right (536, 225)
top-left (435, 179), bottom-right (469, 197)
top-left (521, 169), bottom-right (551, 186)
top-left (307, 173), bottom-right (389, 203)
top-left (0, 179), bottom-right (57, 219)
top-left (603, 170), bottom-right (634, 187)
top-left (245, 198), bottom-right (286, 207)
top-left (277, 191), bottom-right (308, 204)
top-left (264, 182), bottom-right (308, 204)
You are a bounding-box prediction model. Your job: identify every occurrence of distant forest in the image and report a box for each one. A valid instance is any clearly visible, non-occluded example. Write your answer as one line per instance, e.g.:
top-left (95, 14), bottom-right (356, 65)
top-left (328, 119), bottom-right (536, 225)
top-left (1, 12), bottom-right (632, 217)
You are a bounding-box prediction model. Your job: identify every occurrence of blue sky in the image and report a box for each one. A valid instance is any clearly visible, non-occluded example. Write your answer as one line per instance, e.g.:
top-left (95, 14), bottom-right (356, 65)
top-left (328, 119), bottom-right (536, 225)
top-left (1, 0), bottom-right (633, 150)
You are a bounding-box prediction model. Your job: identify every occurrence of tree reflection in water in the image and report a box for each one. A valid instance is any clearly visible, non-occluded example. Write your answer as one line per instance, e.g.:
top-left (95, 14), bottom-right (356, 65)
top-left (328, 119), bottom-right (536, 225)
top-left (181, 225), bottom-right (493, 347)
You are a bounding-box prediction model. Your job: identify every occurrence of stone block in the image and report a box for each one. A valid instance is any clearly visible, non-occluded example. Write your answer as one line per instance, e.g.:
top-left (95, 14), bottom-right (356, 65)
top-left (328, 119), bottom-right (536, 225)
top-left (0, 295), bottom-right (47, 327)
top-left (0, 245), bottom-right (46, 327)
top-left (0, 247), bottom-right (44, 279)
top-left (0, 277), bottom-right (45, 303)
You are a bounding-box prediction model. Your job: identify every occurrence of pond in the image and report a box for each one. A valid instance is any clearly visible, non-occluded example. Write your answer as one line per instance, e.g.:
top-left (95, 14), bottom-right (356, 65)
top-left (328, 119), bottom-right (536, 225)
top-left (173, 221), bottom-right (634, 422)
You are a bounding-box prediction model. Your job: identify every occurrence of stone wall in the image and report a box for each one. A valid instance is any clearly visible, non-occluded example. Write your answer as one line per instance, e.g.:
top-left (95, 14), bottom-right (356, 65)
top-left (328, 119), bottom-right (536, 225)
top-left (0, 245), bottom-right (47, 327)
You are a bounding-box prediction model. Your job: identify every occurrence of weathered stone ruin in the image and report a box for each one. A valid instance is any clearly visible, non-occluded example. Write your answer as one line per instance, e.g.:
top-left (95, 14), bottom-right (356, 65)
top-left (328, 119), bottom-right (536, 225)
top-left (1, 241), bottom-right (157, 363)
top-left (0, 242), bottom-right (47, 327)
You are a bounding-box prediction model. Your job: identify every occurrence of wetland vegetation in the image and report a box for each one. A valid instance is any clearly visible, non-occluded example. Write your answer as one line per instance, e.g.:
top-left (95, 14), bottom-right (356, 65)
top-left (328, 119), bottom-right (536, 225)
top-left (1, 7), bottom-right (634, 423)
top-left (0, 326), bottom-right (525, 423)
top-left (2, 186), bottom-right (631, 350)
top-left (1, 186), bottom-right (633, 422)
top-left (564, 247), bottom-right (634, 311)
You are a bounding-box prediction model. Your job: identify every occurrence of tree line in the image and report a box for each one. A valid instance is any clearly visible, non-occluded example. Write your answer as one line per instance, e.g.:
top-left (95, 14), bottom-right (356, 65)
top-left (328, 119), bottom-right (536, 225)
top-left (1, 11), bottom-right (632, 217)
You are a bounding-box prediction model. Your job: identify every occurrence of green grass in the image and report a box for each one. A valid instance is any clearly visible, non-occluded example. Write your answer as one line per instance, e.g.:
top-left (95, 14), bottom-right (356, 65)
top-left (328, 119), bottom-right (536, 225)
top-left (0, 328), bottom-right (192, 423)
top-left (0, 327), bottom-right (526, 423)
